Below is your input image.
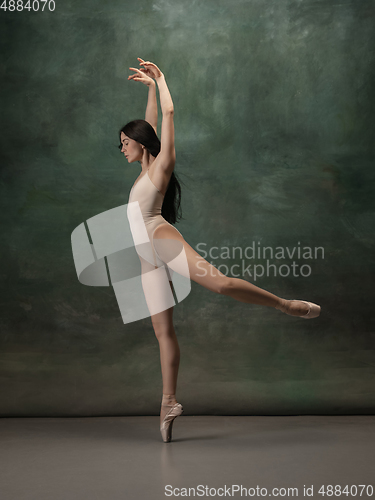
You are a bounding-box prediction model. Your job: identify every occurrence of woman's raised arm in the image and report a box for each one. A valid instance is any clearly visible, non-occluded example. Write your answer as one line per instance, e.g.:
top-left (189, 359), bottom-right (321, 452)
top-left (138, 60), bottom-right (175, 172)
top-left (145, 83), bottom-right (158, 134)
top-left (156, 73), bottom-right (175, 170)
top-left (128, 57), bottom-right (157, 133)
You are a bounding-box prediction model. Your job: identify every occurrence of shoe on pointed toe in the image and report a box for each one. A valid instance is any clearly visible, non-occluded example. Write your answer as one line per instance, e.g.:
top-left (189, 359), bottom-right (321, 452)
top-left (276, 299), bottom-right (321, 319)
top-left (297, 300), bottom-right (321, 319)
top-left (160, 403), bottom-right (183, 443)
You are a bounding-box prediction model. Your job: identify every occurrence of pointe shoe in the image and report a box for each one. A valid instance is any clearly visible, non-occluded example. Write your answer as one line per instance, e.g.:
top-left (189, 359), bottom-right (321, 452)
top-left (276, 299), bottom-right (321, 319)
top-left (160, 403), bottom-right (183, 443)
top-left (298, 300), bottom-right (321, 318)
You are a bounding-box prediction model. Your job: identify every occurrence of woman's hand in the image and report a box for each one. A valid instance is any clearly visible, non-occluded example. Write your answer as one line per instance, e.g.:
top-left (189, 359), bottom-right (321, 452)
top-left (136, 57), bottom-right (163, 80)
top-left (128, 64), bottom-right (155, 87)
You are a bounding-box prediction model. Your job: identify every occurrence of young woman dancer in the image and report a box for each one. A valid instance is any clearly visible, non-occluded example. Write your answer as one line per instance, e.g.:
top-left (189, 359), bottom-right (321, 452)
top-left (120, 58), bottom-right (321, 443)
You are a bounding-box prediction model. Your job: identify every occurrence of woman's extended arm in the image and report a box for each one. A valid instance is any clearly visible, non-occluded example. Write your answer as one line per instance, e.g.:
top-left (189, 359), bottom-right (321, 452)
top-left (138, 60), bottom-right (175, 170)
top-left (128, 57), bottom-right (157, 133)
top-left (155, 73), bottom-right (174, 114)
top-left (145, 83), bottom-right (158, 133)
top-left (130, 59), bottom-right (175, 170)
top-left (155, 73), bottom-right (175, 169)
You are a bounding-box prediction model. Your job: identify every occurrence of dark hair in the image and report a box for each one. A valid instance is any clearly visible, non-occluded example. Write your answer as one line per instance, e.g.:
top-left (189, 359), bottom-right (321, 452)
top-left (119, 119), bottom-right (183, 224)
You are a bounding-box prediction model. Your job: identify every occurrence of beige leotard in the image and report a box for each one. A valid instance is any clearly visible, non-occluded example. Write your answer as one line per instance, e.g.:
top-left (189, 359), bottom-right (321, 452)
top-left (128, 169), bottom-right (183, 269)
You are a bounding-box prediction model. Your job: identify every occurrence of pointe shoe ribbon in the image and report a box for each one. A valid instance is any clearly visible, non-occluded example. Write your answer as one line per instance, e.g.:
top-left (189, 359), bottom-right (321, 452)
top-left (160, 403), bottom-right (183, 443)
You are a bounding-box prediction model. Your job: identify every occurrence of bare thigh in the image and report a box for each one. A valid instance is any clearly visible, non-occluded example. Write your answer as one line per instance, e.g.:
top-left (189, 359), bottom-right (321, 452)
top-left (153, 223), bottom-right (229, 294)
top-left (138, 252), bottom-right (176, 324)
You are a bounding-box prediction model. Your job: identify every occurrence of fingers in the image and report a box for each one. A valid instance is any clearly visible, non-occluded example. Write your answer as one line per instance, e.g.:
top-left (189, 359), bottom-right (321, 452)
top-left (128, 71), bottom-right (147, 82)
top-left (128, 72), bottom-right (142, 80)
top-left (138, 60), bottom-right (156, 68)
top-left (128, 69), bottom-right (150, 81)
top-left (129, 67), bottom-right (150, 76)
top-left (136, 57), bottom-right (156, 68)
top-left (130, 59), bottom-right (157, 82)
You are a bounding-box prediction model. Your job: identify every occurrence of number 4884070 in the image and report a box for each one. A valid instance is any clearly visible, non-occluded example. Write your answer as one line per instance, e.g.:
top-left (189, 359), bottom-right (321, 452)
top-left (1, 0), bottom-right (56, 11)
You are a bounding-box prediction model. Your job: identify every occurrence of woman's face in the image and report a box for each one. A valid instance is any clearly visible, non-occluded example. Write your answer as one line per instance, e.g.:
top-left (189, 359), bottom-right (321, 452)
top-left (120, 132), bottom-right (143, 163)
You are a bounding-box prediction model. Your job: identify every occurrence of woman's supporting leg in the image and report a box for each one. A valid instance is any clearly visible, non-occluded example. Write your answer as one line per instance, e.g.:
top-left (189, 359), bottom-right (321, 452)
top-left (149, 303), bottom-right (181, 425)
top-left (136, 254), bottom-right (182, 425)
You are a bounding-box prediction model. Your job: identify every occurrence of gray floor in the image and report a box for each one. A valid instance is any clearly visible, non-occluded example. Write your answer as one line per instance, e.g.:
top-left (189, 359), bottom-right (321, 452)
top-left (1, 416), bottom-right (374, 499)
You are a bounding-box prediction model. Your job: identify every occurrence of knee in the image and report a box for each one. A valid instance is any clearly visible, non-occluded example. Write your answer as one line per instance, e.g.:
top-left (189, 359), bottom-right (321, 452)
top-left (152, 323), bottom-right (175, 341)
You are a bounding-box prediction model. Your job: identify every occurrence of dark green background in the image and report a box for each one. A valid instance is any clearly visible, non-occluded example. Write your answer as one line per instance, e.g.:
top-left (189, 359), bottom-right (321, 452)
top-left (1, 0), bottom-right (374, 416)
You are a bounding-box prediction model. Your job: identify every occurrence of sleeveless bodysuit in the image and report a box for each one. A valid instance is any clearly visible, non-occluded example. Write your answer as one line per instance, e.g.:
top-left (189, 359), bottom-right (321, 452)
top-left (128, 169), bottom-right (183, 270)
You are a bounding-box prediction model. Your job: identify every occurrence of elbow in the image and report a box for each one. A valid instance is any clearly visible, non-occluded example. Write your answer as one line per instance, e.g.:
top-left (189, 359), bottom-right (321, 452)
top-left (164, 108), bottom-right (174, 116)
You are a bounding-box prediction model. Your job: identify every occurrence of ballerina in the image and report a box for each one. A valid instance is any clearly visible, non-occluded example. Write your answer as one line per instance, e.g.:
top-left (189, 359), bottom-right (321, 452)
top-left (119, 57), bottom-right (321, 442)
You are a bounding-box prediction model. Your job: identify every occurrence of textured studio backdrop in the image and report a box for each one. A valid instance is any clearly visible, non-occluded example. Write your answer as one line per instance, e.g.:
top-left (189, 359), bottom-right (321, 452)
top-left (1, 0), bottom-right (374, 416)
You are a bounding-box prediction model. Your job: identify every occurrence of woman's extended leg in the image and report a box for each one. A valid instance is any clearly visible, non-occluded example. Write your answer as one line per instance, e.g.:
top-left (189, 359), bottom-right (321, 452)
top-left (152, 224), bottom-right (315, 317)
